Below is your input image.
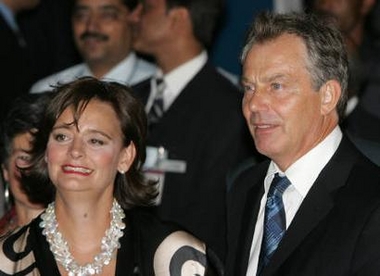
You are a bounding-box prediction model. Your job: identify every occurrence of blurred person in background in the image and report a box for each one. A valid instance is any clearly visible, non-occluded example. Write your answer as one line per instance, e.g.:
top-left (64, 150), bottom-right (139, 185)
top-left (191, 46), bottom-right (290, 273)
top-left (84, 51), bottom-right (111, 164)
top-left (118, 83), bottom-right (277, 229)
top-left (307, 0), bottom-right (380, 146)
top-left (131, 0), bottom-right (260, 261)
top-left (0, 93), bottom-right (54, 235)
top-left (0, 0), bottom-right (40, 125)
top-left (30, 0), bottom-right (156, 93)
top-left (18, 0), bottom-right (81, 82)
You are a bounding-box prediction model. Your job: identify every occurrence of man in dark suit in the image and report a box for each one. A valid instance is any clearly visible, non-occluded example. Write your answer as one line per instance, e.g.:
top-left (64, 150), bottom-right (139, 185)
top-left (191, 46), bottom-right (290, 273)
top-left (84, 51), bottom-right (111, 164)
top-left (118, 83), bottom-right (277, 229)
top-left (0, 0), bottom-right (40, 125)
top-left (130, 0), bottom-right (259, 261)
top-left (226, 12), bottom-right (380, 275)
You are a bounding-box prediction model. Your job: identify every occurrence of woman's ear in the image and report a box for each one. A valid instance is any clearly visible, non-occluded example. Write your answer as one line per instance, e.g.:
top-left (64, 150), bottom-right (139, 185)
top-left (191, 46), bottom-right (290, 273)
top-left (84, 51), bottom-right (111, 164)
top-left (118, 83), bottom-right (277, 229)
top-left (118, 142), bottom-right (136, 174)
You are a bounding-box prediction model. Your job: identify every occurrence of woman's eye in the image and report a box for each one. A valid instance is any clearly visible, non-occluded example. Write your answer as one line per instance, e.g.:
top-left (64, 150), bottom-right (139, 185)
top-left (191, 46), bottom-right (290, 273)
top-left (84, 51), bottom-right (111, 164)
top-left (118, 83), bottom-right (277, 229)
top-left (16, 154), bottom-right (31, 167)
top-left (19, 155), bottom-right (30, 161)
top-left (89, 138), bottom-right (104, 145)
top-left (54, 133), bottom-right (67, 142)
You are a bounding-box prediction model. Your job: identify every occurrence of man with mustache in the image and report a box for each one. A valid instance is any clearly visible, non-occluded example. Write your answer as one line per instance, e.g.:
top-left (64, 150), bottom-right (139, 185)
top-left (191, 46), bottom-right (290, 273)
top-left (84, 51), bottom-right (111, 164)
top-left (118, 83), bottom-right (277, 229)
top-left (29, 0), bottom-right (156, 93)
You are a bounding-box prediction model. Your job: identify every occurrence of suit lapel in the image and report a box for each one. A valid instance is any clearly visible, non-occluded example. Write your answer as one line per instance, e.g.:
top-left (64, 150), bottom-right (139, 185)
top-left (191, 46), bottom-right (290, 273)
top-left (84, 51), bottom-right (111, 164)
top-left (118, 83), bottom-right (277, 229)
top-left (228, 161), bottom-right (269, 276)
top-left (131, 78), bottom-right (151, 105)
top-left (235, 182), bottom-right (264, 275)
top-left (263, 137), bottom-right (361, 275)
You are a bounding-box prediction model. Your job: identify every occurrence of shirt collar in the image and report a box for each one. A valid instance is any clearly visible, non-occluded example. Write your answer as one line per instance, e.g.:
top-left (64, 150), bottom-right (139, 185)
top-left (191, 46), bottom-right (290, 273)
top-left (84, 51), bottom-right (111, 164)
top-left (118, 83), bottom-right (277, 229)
top-left (83, 52), bottom-right (137, 83)
top-left (266, 126), bottom-right (343, 197)
top-left (155, 50), bottom-right (207, 108)
top-left (102, 52), bottom-right (137, 82)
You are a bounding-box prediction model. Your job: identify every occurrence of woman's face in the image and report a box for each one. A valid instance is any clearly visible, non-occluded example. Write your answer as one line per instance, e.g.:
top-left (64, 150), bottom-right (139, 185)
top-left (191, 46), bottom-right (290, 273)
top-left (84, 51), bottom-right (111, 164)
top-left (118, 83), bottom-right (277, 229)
top-left (2, 132), bottom-right (41, 209)
top-left (45, 99), bottom-right (135, 196)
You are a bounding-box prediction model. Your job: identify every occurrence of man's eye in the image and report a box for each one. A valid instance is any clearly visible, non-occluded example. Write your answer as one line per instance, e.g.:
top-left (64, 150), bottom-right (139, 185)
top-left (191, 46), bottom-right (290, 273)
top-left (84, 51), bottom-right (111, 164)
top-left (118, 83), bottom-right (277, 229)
top-left (101, 10), bottom-right (119, 20)
top-left (72, 10), bottom-right (89, 22)
top-left (243, 85), bottom-right (255, 93)
top-left (271, 83), bottom-right (282, 90)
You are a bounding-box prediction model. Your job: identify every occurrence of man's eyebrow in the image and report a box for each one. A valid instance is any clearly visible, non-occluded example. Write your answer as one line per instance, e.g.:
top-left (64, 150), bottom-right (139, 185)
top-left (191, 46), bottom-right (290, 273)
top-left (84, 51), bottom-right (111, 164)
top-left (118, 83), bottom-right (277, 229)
top-left (265, 73), bottom-right (287, 83)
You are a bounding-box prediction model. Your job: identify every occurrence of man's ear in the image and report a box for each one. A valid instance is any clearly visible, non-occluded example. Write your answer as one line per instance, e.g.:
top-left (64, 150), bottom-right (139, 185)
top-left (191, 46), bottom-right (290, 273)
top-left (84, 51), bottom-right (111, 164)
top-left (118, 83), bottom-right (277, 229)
top-left (127, 3), bottom-right (143, 23)
top-left (168, 6), bottom-right (190, 29)
top-left (319, 80), bottom-right (341, 115)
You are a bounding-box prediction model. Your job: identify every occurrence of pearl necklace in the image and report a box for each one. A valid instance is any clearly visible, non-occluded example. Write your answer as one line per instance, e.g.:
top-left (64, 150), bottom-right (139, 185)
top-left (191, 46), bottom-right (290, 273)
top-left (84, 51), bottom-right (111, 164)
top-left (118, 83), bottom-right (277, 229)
top-left (40, 199), bottom-right (125, 276)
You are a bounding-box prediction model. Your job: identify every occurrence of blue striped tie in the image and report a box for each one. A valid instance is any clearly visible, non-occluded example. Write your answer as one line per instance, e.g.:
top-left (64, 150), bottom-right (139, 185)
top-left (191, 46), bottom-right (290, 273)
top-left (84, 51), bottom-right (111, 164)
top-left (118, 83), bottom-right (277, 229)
top-left (257, 173), bottom-right (291, 275)
top-left (148, 78), bottom-right (165, 125)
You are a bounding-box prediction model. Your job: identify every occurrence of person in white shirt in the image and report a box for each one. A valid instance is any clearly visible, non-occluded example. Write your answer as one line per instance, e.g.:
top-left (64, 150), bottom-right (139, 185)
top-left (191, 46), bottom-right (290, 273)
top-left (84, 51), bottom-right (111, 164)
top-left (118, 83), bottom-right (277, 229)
top-left (30, 0), bottom-right (156, 93)
top-left (226, 11), bottom-right (380, 276)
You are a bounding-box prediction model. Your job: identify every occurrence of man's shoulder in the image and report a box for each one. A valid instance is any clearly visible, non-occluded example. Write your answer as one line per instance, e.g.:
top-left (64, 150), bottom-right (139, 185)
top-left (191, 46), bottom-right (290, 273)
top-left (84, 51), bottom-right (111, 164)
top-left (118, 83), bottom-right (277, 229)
top-left (30, 63), bottom-right (86, 93)
top-left (190, 63), bottom-right (241, 99)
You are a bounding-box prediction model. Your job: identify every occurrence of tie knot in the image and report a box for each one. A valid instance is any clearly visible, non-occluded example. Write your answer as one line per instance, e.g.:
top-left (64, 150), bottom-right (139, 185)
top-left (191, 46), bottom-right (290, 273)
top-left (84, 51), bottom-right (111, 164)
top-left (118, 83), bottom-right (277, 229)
top-left (156, 77), bottom-right (164, 85)
top-left (155, 78), bottom-right (166, 95)
top-left (268, 173), bottom-right (291, 197)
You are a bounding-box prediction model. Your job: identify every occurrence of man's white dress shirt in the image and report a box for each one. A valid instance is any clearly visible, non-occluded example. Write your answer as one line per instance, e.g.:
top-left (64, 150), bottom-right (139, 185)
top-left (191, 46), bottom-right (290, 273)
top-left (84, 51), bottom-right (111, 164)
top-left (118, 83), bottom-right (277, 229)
top-left (246, 126), bottom-right (343, 275)
top-left (30, 52), bottom-right (156, 93)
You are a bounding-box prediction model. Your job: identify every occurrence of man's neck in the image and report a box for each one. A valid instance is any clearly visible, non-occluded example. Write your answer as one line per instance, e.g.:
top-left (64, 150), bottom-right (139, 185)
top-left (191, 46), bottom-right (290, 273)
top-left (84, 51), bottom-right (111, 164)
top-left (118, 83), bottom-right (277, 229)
top-left (156, 40), bottom-right (203, 74)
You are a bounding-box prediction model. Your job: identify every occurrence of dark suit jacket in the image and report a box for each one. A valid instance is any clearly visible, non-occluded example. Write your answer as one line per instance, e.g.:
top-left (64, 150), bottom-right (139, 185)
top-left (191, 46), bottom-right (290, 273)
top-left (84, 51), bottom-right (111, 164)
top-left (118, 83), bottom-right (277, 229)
top-left (132, 62), bottom-right (259, 261)
top-left (0, 15), bottom-right (31, 124)
top-left (18, 0), bottom-right (80, 80)
top-left (342, 103), bottom-right (380, 143)
top-left (226, 136), bottom-right (380, 276)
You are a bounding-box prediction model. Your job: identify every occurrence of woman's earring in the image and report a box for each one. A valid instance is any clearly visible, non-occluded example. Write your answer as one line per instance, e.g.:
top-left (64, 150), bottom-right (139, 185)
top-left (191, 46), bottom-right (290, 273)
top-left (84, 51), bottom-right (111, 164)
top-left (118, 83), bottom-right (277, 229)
top-left (4, 181), bottom-right (11, 211)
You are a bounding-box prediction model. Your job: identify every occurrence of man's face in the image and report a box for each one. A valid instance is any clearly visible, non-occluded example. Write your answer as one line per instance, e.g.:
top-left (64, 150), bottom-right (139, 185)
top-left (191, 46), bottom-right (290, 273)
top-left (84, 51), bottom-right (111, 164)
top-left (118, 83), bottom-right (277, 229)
top-left (312, 0), bottom-right (364, 34)
top-left (72, 0), bottom-right (133, 67)
top-left (131, 0), bottom-right (173, 56)
top-left (241, 34), bottom-right (338, 170)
